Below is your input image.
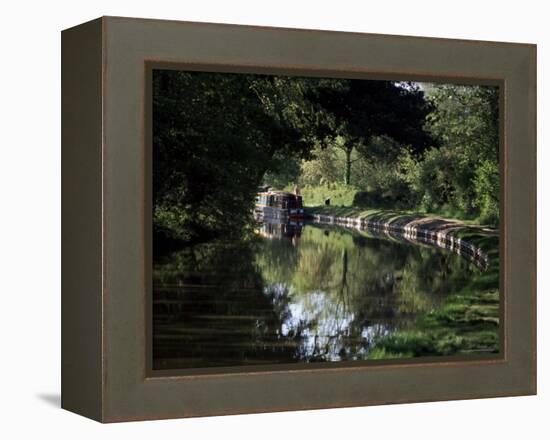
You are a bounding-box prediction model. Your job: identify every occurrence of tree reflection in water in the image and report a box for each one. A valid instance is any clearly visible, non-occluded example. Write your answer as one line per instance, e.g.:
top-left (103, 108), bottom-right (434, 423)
top-left (153, 222), bottom-right (488, 370)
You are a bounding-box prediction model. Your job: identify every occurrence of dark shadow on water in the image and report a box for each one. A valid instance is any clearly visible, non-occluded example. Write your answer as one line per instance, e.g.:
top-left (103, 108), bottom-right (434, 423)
top-left (37, 393), bottom-right (61, 408)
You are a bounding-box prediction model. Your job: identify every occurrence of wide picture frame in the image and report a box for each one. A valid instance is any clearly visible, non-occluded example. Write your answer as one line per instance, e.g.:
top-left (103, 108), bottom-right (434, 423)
top-left (61, 16), bottom-right (536, 422)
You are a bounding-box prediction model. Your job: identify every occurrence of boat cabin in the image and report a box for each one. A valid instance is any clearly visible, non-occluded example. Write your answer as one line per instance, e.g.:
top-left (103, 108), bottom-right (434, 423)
top-left (255, 191), bottom-right (304, 219)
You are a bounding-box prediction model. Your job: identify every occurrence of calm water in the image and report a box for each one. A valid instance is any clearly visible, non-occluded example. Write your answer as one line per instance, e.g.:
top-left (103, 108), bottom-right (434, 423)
top-left (152, 221), bottom-right (485, 370)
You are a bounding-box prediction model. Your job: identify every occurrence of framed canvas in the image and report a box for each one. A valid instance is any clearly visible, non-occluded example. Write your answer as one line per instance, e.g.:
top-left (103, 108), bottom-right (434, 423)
top-left (61, 16), bottom-right (536, 422)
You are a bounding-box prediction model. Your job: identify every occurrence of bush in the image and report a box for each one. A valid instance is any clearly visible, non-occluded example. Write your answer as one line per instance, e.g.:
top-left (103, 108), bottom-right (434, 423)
top-left (473, 160), bottom-right (499, 226)
top-left (419, 84), bottom-right (499, 226)
top-left (343, 146), bottom-right (420, 209)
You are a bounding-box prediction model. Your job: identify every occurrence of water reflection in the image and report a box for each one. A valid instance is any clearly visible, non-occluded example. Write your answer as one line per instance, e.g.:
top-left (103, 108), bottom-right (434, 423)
top-left (256, 219), bottom-right (303, 243)
top-left (153, 219), bottom-right (485, 370)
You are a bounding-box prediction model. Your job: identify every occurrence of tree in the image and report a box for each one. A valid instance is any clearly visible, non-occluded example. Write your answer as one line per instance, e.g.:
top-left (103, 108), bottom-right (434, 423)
top-left (304, 79), bottom-right (433, 185)
top-left (421, 84), bottom-right (499, 224)
top-left (153, 70), bottom-right (317, 244)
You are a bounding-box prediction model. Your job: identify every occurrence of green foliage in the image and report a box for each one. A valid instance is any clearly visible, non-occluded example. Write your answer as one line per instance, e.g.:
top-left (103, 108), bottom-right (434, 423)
top-left (416, 147), bottom-right (457, 211)
top-left (473, 159), bottom-right (500, 225)
top-left (299, 136), bottom-right (423, 209)
top-left (154, 70), bottom-right (501, 245)
top-left (153, 70), bottom-right (317, 244)
top-left (418, 84), bottom-right (500, 225)
top-left (305, 80), bottom-right (433, 152)
top-left (304, 80), bottom-right (433, 185)
top-left (297, 84), bottom-right (500, 226)
top-left (262, 153), bottom-right (302, 189)
top-left (299, 139), bottom-right (348, 186)
top-left (354, 143), bottom-right (422, 209)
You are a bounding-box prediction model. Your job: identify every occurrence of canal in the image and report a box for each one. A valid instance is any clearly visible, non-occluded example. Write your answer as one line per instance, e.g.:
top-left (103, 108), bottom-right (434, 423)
top-left (153, 220), bottom-right (497, 371)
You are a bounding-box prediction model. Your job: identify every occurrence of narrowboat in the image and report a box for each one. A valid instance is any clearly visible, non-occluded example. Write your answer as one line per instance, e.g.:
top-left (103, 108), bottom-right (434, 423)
top-left (254, 191), bottom-right (304, 220)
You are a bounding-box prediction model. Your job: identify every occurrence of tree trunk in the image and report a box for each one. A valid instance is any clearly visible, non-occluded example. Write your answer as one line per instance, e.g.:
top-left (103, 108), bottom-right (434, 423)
top-left (341, 249), bottom-right (348, 290)
top-left (344, 145), bottom-right (353, 185)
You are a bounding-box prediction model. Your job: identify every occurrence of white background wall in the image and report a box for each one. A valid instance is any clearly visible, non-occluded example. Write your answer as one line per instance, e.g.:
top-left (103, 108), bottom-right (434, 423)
top-left (0, 0), bottom-right (546, 438)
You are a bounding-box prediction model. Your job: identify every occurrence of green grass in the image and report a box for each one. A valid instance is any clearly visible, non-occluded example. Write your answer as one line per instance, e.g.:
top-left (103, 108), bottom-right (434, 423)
top-left (367, 289), bottom-right (500, 359)
top-left (294, 184), bottom-right (359, 207)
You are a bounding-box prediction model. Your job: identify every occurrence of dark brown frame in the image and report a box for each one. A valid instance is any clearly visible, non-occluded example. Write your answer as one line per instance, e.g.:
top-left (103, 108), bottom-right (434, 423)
top-left (62, 16), bottom-right (536, 422)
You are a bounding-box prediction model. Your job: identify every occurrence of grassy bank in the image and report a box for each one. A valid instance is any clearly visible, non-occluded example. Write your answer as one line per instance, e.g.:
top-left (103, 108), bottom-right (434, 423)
top-left (296, 184), bottom-right (358, 207)
top-left (294, 183), bottom-right (498, 228)
top-left (367, 281), bottom-right (499, 359)
top-left (304, 201), bottom-right (501, 359)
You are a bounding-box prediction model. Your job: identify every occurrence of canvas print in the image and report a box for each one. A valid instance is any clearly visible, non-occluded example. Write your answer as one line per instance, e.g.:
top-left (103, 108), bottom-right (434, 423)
top-left (152, 69), bottom-right (500, 371)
